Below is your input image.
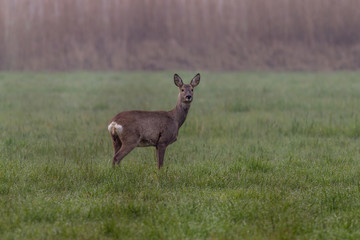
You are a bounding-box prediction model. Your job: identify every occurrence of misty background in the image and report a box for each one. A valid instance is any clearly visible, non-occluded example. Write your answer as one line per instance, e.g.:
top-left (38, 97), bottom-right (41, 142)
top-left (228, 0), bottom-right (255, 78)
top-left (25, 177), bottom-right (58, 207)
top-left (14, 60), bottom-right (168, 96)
top-left (1, 0), bottom-right (360, 71)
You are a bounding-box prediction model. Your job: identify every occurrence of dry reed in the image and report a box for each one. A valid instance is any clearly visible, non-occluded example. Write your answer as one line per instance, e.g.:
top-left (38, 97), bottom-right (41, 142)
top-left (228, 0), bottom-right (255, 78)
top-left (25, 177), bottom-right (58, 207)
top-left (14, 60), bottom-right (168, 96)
top-left (1, 0), bottom-right (360, 71)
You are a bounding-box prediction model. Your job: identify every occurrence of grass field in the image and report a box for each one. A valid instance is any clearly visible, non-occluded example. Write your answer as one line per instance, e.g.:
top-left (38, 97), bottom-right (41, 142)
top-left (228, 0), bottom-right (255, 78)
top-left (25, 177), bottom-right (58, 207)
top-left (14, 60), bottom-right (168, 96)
top-left (1, 71), bottom-right (360, 239)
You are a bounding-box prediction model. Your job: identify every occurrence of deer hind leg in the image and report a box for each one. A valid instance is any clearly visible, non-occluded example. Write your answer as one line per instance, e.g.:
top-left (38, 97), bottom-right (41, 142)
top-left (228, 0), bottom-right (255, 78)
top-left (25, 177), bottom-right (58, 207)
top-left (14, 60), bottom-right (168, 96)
top-left (111, 134), bottom-right (122, 155)
top-left (113, 142), bottom-right (138, 166)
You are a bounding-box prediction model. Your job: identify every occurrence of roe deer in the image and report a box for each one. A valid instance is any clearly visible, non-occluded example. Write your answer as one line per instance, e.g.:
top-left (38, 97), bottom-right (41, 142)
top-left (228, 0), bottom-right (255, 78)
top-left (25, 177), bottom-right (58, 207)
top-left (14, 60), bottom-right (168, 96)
top-left (108, 73), bottom-right (200, 169)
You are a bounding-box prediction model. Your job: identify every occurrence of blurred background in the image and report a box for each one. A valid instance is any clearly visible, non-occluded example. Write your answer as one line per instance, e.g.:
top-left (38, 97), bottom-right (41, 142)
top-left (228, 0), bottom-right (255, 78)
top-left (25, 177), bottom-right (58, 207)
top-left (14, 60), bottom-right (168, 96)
top-left (1, 0), bottom-right (360, 71)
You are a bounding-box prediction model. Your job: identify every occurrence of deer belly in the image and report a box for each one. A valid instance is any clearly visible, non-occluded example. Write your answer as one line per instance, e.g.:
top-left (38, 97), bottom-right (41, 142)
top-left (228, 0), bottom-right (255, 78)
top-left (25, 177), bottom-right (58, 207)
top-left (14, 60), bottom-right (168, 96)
top-left (138, 138), bottom-right (156, 147)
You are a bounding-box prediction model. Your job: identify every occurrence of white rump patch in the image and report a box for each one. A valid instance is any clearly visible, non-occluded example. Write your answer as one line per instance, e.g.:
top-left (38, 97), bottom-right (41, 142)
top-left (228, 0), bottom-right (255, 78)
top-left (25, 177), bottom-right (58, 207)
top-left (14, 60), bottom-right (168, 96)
top-left (108, 121), bottom-right (123, 135)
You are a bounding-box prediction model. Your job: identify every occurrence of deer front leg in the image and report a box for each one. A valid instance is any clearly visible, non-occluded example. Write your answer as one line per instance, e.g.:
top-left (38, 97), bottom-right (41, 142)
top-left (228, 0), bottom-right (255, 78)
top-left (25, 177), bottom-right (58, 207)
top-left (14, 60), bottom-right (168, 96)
top-left (156, 144), bottom-right (167, 169)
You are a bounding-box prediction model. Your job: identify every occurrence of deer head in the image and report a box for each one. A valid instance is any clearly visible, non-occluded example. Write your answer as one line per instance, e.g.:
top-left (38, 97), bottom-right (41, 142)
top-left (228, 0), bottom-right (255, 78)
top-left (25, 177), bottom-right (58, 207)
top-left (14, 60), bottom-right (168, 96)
top-left (174, 73), bottom-right (200, 103)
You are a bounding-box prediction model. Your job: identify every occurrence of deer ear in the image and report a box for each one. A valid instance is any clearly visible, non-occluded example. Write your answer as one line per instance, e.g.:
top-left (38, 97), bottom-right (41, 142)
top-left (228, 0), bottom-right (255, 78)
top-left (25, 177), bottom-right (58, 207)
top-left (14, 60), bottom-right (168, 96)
top-left (190, 73), bottom-right (200, 87)
top-left (174, 74), bottom-right (183, 87)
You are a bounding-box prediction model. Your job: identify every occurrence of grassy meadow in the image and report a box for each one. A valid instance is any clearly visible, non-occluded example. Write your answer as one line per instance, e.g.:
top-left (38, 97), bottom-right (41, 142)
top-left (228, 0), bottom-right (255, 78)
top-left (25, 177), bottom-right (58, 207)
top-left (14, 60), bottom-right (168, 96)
top-left (1, 71), bottom-right (360, 239)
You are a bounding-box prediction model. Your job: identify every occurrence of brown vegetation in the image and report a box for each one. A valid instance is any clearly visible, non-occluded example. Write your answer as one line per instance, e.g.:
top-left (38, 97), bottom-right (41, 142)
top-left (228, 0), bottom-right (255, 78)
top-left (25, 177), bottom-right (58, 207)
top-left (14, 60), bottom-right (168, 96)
top-left (1, 0), bottom-right (360, 71)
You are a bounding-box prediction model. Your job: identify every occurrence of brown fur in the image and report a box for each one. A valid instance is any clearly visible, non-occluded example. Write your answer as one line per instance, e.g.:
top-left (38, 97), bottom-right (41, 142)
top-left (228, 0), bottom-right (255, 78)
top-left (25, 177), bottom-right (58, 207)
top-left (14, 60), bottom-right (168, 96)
top-left (108, 73), bottom-right (200, 169)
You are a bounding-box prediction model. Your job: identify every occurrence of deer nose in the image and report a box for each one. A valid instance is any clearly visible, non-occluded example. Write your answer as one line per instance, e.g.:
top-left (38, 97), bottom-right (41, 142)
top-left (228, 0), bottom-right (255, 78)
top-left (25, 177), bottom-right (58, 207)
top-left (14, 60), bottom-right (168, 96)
top-left (186, 95), bottom-right (192, 100)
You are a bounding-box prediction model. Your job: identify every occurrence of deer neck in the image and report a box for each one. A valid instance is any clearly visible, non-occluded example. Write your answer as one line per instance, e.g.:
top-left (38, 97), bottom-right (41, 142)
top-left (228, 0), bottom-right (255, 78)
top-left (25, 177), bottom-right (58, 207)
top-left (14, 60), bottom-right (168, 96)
top-left (171, 97), bottom-right (191, 129)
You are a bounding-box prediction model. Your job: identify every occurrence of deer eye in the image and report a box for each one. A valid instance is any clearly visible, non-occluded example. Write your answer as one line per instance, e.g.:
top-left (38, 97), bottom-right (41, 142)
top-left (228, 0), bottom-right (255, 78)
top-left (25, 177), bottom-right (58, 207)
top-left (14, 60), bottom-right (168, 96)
top-left (181, 89), bottom-right (185, 92)
top-left (191, 89), bottom-right (193, 92)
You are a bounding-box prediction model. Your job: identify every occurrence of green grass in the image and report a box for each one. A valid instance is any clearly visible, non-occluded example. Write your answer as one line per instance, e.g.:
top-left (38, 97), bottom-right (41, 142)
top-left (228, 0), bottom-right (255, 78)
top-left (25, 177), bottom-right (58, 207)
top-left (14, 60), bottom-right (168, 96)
top-left (1, 71), bottom-right (360, 239)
